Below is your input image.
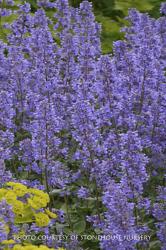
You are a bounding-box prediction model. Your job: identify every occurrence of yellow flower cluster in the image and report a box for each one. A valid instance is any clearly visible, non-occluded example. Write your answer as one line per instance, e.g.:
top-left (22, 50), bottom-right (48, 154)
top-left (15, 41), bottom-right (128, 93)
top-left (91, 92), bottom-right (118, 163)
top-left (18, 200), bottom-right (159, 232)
top-left (1, 241), bottom-right (65, 250)
top-left (0, 183), bottom-right (62, 250)
top-left (0, 182), bottom-right (57, 227)
top-left (45, 209), bottom-right (57, 219)
top-left (7, 182), bottom-right (28, 196)
top-left (12, 245), bottom-right (55, 250)
top-left (27, 188), bottom-right (50, 210)
top-left (34, 212), bottom-right (50, 227)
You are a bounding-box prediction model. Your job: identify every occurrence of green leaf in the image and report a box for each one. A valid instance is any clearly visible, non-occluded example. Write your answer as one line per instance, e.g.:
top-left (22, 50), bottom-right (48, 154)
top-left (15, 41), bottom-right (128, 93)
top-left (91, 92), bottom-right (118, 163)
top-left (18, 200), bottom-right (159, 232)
top-left (149, 240), bottom-right (161, 250)
top-left (60, 204), bottom-right (67, 213)
top-left (63, 226), bottom-right (71, 234)
top-left (73, 220), bottom-right (86, 234)
top-left (15, 206), bottom-right (34, 224)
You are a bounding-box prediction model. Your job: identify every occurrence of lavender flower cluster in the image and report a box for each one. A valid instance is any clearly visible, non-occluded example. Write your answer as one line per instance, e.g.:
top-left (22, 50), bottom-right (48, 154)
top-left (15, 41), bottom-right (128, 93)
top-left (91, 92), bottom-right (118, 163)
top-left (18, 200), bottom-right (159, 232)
top-left (0, 0), bottom-right (165, 249)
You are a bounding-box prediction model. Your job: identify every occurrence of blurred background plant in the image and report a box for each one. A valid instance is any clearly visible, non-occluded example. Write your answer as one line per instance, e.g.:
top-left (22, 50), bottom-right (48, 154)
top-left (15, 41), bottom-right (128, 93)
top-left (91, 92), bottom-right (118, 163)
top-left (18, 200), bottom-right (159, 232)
top-left (70, 0), bottom-right (165, 53)
top-left (0, 0), bottom-right (165, 53)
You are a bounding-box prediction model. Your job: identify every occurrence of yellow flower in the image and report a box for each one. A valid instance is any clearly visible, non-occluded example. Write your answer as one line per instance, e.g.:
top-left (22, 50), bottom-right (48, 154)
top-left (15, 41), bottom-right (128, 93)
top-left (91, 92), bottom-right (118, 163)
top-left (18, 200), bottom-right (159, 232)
top-left (12, 200), bottom-right (24, 215)
top-left (13, 245), bottom-right (36, 250)
top-left (2, 239), bottom-right (15, 245)
top-left (29, 189), bottom-right (50, 201)
top-left (28, 195), bottom-right (48, 210)
top-left (14, 184), bottom-right (28, 197)
top-left (28, 189), bottom-right (50, 210)
top-left (7, 182), bottom-right (28, 197)
top-left (34, 195), bottom-right (47, 207)
top-left (5, 190), bottom-right (17, 203)
top-left (38, 246), bottom-right (54, 250)
top-left (12, 245), bottom-right (24, 250)
top-left (6, 182), bottom-right (16, 186)
top-left (45, 209), bottom-right (57, 219)
top-left (34, 212), bottom-right (50, 227)
top-left (13, 245), bottom-right (24, 250)
top-left (12, 244), bottom-right (56, 250)
top-left (57, 248), bottom-right (65, 250)
top-left (0, 188), bottom-right (7, 200)
top-left (23, 246), bottom-right (37, 250)
top-left (28, 197), bottom-right (41, 210)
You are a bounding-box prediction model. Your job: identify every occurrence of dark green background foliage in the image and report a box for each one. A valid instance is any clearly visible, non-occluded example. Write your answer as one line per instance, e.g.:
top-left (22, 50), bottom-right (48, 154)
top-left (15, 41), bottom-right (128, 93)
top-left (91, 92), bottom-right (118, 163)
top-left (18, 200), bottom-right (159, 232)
top-left (69, 0), bottom-right (165, 53)
top-left (27, 0), bottom-right (166, 53)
